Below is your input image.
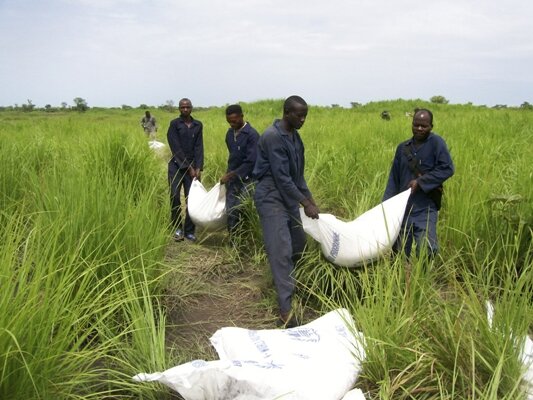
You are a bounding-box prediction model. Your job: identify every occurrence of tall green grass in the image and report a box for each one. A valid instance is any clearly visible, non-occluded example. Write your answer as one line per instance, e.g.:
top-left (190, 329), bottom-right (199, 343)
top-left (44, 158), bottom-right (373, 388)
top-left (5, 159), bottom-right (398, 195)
top-left (0, 114), bottom-right (173, 398)
top-left (1, 101), bottom-right (531, 399)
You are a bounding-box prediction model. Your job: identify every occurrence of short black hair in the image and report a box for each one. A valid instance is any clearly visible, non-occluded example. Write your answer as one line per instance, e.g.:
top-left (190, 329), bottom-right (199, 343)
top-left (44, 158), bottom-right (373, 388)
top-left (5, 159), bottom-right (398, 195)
top-left (283, 95), bottom-right (307, 114)
top-left (225, 104), bottom-right (242, 116)
top-left (414, 108), bottom-right (433, 124)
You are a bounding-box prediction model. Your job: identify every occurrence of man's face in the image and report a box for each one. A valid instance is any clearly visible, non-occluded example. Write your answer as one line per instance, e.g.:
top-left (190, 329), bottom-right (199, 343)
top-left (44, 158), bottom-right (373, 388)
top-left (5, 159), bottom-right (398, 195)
top-left (226, 113), bottom-right (244, 131)
top-left (412, 112), bottom-right (432, 142)
top-left (285, 103), bottom-right (308, 130)
top-left (179, 100), bottom-right (192, 117)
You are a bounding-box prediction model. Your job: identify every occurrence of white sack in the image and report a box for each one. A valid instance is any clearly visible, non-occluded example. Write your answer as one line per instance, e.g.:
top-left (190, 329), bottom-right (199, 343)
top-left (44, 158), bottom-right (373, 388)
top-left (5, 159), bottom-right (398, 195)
top-left (300, 189), bottom-right (411, 267)
top-left (187, 179), bottom-right (227, 230)
top-left (148, 140), bottom-right (166, 150)
top-left (524, 335), bottom-right (533, 400)
top-left (487, 301), bottom-right (533, 399)
top-left (341, 389), bottom-right (367, 400)
top-left (133, 360), bottom-right (282, 400)
top-left (133, 309), bottom-right (366, 400)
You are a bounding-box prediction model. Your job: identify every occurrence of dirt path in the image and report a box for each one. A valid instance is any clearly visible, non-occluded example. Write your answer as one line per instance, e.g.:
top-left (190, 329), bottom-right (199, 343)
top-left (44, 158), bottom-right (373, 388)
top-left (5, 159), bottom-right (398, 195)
top-left (162, 233), bottom-right (279, 360)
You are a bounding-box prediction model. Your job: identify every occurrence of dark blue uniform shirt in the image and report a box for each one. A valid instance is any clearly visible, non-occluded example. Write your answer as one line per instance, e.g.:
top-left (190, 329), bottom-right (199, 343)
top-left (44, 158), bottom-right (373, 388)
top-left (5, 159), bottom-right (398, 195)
top-left (253, 119), bottom-right (312, 208)
top-left (383, 132), bottom-right (454, 213)
top-left (167, 116), bottom-right (204, 170)
top-left (225, 122), bottom-right (260, 181)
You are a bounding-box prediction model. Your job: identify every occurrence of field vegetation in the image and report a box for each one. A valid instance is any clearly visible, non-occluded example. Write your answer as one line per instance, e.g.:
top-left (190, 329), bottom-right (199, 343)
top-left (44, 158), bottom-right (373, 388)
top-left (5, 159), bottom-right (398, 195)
top-left (0, 99), bottom-right (531, 399)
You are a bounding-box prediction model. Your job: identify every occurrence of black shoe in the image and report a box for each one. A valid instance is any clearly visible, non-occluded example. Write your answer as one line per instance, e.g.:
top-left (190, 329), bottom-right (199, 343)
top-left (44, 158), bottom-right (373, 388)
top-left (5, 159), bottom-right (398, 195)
top-left (174, 230), bottom-right (184, 242)
top-left (185, 233), bottom-right (197, 242)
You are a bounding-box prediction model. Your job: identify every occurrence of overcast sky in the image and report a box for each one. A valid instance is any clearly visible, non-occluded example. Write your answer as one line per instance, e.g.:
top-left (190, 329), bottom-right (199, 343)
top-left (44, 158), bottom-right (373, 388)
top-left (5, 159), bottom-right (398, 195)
top-left (1, 0), bottom-right (532, 108)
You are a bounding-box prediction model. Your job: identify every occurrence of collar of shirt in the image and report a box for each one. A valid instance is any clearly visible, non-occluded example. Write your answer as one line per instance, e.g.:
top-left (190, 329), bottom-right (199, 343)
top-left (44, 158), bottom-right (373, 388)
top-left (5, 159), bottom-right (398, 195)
top-left (233, 121), bottom-right (248, 140)
top-left (273, 119), bottom-right (296, 136)
top-left (178, 116), bottom-right (198, 127)
top-left (407, 132), bottom-right (434, 147)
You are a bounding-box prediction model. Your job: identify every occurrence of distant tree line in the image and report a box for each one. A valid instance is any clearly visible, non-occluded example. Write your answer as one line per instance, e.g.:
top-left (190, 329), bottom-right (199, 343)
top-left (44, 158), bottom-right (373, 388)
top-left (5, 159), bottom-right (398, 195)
top-left (347, 95), bottom-right (533, 110)
top-left (1, 96), bottom-right (533, 112)
top-left (0, 98), bottom-right (89, 112)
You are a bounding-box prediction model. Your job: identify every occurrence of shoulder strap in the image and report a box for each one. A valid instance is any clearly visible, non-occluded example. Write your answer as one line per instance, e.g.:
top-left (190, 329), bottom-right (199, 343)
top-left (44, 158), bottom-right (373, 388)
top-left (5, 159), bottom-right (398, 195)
top-left (402, 143), bottom-right (444, 209)
top-left (402, 144), bottom-right (422, 177)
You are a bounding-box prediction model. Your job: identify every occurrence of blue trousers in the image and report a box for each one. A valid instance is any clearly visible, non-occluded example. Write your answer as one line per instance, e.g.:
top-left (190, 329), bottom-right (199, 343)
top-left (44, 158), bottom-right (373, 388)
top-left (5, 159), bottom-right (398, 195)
top-left (225, 179), bottom-right (252, 234)
top-left (168, 161), bottom-right (195, 235)
top-left (254, 183), bottom-right (306, 314)
top-left (393, 207), bottom-right (438, 258)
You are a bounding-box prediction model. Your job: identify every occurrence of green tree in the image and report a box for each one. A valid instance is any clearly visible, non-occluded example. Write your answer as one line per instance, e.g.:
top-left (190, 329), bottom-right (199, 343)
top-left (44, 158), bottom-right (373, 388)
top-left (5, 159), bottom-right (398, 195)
top-left (21, 99), bottom-right (35, 112)
top-left (160, 100), bottom-right (176, 112)
top-left (73, 97), bottom-right (88, 112)
top-left (430, 95), bottom-right (449, 104)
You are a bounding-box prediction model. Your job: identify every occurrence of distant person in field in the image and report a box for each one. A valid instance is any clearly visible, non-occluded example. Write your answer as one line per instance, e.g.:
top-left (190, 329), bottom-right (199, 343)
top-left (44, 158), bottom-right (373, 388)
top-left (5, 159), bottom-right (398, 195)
top-left (141, 110), bottom-right (158, 140)
top-left (383, 108), bottom-right (454, 258)
top-left (381, 110), bottom-right (391, 120)
top-left (253, 95), bottom-right (320, 328)
top-left (219, 104), bottom-right (260, 240)
top-left (167, 98), bottom-right (204, 242)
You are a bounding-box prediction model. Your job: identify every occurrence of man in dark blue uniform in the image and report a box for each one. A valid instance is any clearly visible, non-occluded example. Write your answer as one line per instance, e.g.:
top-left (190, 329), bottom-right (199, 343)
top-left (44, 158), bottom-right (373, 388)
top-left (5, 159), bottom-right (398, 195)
top-left (383, 108), bottom-right (454, 258)
top-left (167, 98), bottom-right (204, 242)
top-left (219, 104), bottom-right (260, 239)
top-left (253, 95), bottom-right (319, 328)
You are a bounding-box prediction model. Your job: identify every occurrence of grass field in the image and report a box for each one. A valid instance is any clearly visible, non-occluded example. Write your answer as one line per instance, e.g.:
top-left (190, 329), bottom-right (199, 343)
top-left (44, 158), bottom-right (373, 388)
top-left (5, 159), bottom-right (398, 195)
top-left (0, 100), bottom-right (532, 399)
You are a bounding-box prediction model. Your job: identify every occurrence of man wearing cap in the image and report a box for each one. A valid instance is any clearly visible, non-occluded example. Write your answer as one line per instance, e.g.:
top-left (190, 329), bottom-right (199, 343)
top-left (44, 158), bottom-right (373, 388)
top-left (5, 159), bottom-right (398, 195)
top-left (383, 108), bottom-right (454, 258)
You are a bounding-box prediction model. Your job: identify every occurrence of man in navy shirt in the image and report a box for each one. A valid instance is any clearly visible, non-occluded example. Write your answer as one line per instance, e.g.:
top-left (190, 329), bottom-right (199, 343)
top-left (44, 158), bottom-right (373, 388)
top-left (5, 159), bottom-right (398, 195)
top-left (253, 95), bottom-right (319, 328)
top-left (383, 108), bottom-right (454, 258)
top-left (167, 98), bottom-right (204, 242)
top-left (220, 104), bottom-right (260, 238)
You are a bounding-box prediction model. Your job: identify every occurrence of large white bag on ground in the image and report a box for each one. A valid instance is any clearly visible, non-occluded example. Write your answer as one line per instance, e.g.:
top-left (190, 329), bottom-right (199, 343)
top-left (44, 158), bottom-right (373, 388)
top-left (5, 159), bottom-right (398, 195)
top-left (148, 141), bottom-right (167, 158)
top-left (300, 189), bottom-right (411, 267)
top-left (210, 308), bottom-right (364, 400)
top-left (148, 140), bottom-right (166, 150)
top-left (188, 179), bottom-right (227, 230)
top-left (133, 309), bottom-right (366, 400)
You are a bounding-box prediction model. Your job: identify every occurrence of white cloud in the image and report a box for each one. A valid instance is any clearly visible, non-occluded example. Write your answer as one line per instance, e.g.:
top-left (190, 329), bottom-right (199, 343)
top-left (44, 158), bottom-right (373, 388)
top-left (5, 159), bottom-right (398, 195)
top-left (1, 0), bottom-right (532, 107)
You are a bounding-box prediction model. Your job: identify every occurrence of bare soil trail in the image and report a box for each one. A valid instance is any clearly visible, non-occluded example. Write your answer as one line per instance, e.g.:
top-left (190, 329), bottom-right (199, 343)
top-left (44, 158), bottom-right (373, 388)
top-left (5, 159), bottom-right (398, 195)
top-left (161, 233), bottom-right (279, 361)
